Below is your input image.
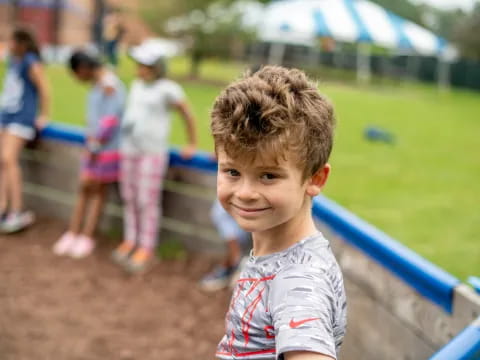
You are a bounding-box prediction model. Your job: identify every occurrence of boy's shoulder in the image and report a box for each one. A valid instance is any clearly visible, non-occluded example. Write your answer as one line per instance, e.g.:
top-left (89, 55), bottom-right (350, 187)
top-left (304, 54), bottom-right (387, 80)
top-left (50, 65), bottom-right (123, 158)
top-left (276, 234), bottom-right (342, 285)
top-left (242, 233), bottom-right (344, 295)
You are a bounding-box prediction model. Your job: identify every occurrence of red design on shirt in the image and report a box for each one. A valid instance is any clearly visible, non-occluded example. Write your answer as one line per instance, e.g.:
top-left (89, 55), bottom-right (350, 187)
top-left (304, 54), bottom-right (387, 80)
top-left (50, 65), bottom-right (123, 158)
top-left (264, 325), bottom-right (275, 339)
top-left (216, 349), bottom-right (276, 357)
top-left (219, 275), bottom-right (276, 356)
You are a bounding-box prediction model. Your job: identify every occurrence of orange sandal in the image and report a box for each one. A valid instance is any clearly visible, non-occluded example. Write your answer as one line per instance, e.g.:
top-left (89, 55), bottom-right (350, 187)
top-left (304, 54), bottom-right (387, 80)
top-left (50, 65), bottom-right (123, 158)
top-left (125, 247), bottom-right (156, 274)
top-left (111, 241), bottom-right (135, 265)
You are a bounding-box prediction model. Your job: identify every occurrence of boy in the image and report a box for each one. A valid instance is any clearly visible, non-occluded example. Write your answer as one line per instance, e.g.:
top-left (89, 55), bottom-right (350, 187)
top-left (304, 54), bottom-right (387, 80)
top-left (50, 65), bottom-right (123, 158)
top-left (211, 66), bottom-right (347, 360)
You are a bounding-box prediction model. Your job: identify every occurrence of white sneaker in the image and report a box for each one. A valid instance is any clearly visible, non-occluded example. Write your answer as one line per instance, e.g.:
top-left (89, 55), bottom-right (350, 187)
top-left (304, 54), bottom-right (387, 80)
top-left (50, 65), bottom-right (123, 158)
top-left (69, 235), bottom-right (95, 259)
top-left (52, 231), bottom-right (77, 256)
top-left (0, 211), bottom-right (35, 233)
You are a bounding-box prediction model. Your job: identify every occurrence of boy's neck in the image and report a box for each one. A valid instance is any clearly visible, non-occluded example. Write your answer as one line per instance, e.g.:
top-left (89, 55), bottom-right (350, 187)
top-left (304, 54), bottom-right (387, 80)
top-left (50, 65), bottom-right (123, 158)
top-left (251, 199), bottom-right (318, 257)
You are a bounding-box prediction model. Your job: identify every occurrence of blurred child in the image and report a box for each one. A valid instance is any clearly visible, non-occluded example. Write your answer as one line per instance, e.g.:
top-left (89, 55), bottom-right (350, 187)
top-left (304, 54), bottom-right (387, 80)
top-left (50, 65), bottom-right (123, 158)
top-left (0, 27), bottom-right (50, 233)
top-left (199, 199), bottom-right (249, 291)
top-left (212, 66), bottom-right (347, 360)
top-left (102, 8), bottom-right (125, 68)
top-left (52, 50), bottom-right (126, 258)
top-left (111, 42), bottom-right (197, 273)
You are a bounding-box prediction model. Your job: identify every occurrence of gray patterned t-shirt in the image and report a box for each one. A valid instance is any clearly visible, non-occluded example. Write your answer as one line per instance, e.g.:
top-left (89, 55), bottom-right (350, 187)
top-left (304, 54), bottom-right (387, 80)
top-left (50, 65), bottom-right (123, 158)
top-left (216, 233), bottom-right (347, 360)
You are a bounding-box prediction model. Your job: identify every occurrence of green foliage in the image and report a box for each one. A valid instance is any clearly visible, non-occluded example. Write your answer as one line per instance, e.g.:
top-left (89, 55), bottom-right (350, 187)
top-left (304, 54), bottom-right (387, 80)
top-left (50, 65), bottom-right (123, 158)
top-left (139, 0), bottom-right (222, 34)
top-left (139, 1), bottom-right (261, 77)
top-left (369, 0), bottom-right (425, 26)
top-left (163, 1), bottom-right (257, 77)
top-left (157, 237), bottom-right (187, 260)
top-left (425, 8), bottom-right (467, 40)
top-left (453, 5), bottom-right (480, 60)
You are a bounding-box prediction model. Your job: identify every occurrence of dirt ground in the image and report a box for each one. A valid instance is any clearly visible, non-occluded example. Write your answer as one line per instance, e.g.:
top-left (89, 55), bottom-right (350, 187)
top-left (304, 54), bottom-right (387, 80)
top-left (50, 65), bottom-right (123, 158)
top-left (0, 218), bottom-right (231, 360)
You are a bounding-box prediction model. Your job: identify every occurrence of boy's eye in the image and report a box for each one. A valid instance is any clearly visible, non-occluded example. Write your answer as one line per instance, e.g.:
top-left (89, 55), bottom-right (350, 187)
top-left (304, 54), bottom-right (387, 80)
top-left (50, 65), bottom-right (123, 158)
top-left (226, 169), bottom-right (240, 177)
top-left (261, 173), bottom-right (277, 180)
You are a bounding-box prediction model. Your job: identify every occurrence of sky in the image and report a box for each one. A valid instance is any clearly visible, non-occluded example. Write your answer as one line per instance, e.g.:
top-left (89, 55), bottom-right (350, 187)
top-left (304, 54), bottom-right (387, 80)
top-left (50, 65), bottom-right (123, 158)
top-left (410, 0), bottom-right (477, 11)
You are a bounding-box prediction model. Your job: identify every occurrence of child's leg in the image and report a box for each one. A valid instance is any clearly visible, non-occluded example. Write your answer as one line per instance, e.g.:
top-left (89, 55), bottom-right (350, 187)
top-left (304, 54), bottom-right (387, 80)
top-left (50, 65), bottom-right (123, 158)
top-left (82, 182), bottom-right (108, 238)
top-left (68, 180), bottom-right (93, 234)
top-left (136, 155), bottom-right (167, 252)
top-left (0, 132), bottom-right (27, 213)
top-left (125, 155), bottom-right (165, 272)
top-left (0, 132), bottom-right (8, 214)
top-left (225, 237), bottom-right (242, 268)
top-left (112, 155), bottom-right (138, 263)
top-left (120, 154), bottom-right (139, 245)
top-left (53, 178), bottom-right (95, 255)
top-left (0, 167), bottom-right (7, 214)
top-left (67, 181), bottom-right (105, 259)
top-left (199, 201), bottom-right (247, 290)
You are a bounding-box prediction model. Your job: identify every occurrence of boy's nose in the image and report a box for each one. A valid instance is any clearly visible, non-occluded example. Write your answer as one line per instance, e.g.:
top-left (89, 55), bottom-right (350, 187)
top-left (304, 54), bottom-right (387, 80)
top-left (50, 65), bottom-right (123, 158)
top-left (235, 180), bottom-right (259, 202)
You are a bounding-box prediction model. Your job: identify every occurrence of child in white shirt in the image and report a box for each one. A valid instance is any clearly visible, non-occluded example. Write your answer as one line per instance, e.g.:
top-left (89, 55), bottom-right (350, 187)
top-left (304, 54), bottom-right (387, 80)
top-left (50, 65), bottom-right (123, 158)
top-left (112, 43), bottom-right (197, 273)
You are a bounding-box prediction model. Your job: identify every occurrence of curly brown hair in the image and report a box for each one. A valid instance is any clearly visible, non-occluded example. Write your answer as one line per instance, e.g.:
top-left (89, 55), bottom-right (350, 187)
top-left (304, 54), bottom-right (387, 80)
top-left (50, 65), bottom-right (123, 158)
top-left (211, 65), bottom-right (335, 179)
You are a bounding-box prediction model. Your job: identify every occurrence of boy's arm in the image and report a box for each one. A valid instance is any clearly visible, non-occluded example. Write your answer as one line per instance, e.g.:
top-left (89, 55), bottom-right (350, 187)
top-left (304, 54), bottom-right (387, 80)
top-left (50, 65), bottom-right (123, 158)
top-left (29, 61), bottom-right (50, 129)
top-left (270, 263), bottom-right (345, 360)
top-left (173, 101), bottom-right (197, 159)
top-left (285, 351), bottom-right (335, 360)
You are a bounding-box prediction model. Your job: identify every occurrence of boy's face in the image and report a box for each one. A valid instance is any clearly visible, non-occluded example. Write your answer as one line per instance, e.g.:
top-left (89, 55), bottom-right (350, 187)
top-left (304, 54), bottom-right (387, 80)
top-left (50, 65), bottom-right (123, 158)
top-left (217, 147), bottom-right (329, 234)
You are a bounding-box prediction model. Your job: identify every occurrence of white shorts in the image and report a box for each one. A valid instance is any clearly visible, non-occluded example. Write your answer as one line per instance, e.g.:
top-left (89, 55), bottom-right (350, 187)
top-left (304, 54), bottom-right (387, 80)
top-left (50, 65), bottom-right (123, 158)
top-left (0, 122), bottom-right (36, 140)
top-left (210, 200), bottom-right (249, 243)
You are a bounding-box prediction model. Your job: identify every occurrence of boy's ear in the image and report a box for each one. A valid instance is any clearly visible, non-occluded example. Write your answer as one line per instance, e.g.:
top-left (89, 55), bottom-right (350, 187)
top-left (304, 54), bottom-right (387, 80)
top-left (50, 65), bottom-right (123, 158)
top-left (306, 164), bottom-right (331, 197)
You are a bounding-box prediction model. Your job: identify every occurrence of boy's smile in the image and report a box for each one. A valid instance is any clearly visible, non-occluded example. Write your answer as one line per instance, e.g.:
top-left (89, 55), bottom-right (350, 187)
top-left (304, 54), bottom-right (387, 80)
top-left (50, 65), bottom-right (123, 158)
top-left (231, 203), bottom-right (272, 217)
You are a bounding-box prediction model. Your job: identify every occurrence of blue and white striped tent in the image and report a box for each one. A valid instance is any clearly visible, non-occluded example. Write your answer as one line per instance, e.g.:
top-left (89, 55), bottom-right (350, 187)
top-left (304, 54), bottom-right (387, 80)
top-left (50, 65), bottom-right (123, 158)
top-left (256, 0), bottom-right (457, 58)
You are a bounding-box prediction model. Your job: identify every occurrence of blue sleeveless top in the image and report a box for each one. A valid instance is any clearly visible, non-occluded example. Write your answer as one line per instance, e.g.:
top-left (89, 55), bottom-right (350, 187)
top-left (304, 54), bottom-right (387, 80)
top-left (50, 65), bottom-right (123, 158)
top-left (0, 52), bottom-right (40, 127)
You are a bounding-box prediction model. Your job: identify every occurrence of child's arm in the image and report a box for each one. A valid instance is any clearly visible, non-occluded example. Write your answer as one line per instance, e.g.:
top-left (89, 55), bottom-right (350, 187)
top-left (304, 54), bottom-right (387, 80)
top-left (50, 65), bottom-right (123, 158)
top-left (88, 87), bottom-right (122, 153)
top-left (173, 101), bottom-right (197, 159)
top-left (29, 61), bottom-right (50, 129)
top-left (87, 115), bottom-right (119, 154)
top-left (285, 351), bottom-right (335, 360)
top-left (96, 115), bottom-right (119, 142)
top-left (270, 264), bottom-right (345, 360)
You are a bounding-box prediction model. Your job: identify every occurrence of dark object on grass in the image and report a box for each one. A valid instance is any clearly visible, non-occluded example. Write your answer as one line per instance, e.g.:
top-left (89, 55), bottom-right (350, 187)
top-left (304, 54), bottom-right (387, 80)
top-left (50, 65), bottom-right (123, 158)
top-left (364, 126), bottom-right (395, 144)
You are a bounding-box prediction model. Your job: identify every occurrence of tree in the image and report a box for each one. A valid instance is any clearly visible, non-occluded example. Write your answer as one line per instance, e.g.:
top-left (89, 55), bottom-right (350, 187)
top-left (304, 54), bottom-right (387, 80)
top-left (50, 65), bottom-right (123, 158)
top-left (139, 0), bottom-right (236, 35)
top-left (453, 5), bottom-right (480, 60)
top-left (418, 5), bottom-right (467, 41)
top-left (369, 0), bottom-right (425, 26)
top-left (163, 1), bottom-right (259, 78)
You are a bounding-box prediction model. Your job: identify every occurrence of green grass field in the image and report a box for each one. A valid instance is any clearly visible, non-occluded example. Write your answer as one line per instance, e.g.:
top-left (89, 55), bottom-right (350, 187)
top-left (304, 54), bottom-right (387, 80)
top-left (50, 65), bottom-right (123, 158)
top-left (0, 58), bottom-right (478, 280)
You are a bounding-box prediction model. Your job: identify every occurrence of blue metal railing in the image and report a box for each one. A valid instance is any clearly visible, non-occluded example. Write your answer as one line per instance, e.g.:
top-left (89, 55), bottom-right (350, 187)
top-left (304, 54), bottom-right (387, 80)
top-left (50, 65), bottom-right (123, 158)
top-left (40, 123), bottom-right (220, 171)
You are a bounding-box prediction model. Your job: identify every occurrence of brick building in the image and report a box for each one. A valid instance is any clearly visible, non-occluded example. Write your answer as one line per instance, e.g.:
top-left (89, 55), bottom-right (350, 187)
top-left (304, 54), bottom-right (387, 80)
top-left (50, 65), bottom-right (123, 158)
top-left (0, 0), bottom-right (150, 49)
top-left (0, 0), bottom-right (92, 46)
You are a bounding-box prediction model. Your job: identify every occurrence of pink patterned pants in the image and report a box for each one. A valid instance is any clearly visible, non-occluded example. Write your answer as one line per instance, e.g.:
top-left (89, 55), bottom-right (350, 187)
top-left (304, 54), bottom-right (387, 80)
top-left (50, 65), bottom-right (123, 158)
top-left (120, 153), bottom-right (168, 250)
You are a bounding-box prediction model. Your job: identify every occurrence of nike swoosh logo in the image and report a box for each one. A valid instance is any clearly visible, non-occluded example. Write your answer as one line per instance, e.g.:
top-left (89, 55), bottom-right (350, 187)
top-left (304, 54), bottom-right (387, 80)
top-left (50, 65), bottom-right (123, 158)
top-left (289, 317), bottom-right (320, 328)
